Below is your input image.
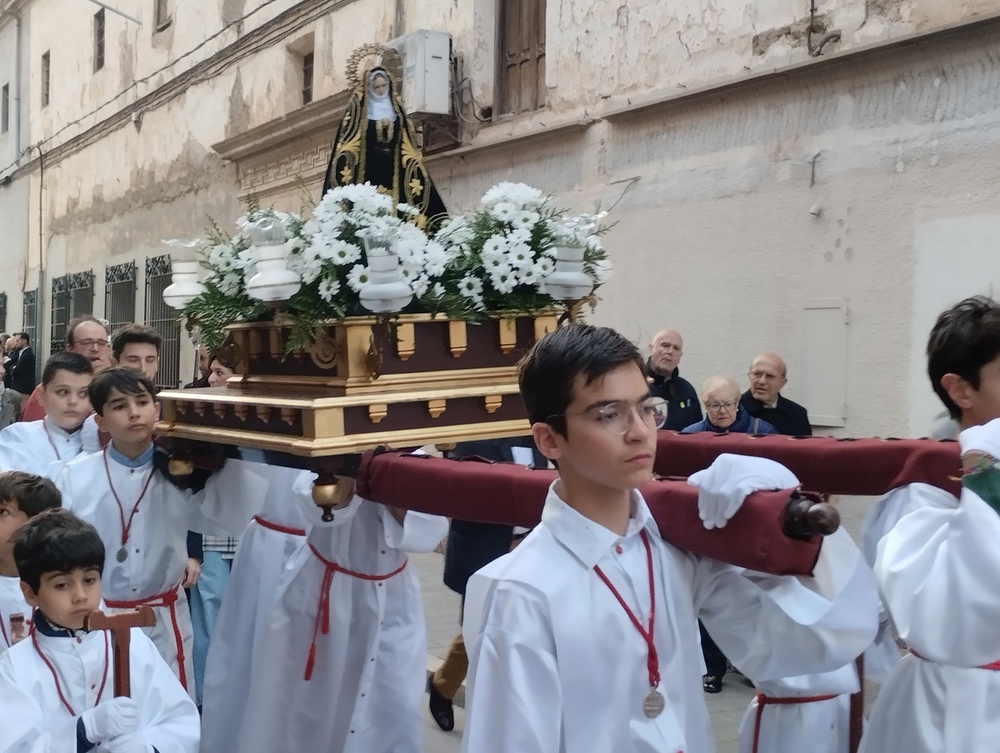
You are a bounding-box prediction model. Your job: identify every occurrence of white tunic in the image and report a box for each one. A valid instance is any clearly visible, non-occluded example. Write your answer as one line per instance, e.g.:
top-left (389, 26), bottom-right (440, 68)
top-left (0, 417), bottom-right (85, 478)
top-left (859, 480), bottom-right (1000, 752)
top-left (0, 574), bottom-right (31, 652)
top-left (0, 624), bottom-right (199, 753)
top-left (737, 665), bottom-right (857, 753)
top-left (56, 449), bottom-right (267, 695)
top-left (462, 485), bottom-right (880, 753)
top-left (200, 465), bottom-right (313, 753)
top-left (235, 477), bottom-right (448, 753)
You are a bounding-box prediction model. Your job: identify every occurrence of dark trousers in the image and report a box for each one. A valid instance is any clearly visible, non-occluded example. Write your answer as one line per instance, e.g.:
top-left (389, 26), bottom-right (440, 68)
top-left (699, 620), bottom-right (728, 677)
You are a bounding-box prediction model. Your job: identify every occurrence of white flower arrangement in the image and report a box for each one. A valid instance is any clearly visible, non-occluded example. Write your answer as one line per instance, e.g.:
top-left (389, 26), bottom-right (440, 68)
top-left (179, 182), bottom-right (612, 350)
top-left (426, 182), bottom-right (612, 319)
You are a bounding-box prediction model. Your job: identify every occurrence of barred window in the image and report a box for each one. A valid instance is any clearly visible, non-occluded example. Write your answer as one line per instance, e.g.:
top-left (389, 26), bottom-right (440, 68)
top-left (51, 272), bottom-right (95, 355)
top-left (21, 290), bottom-right (38, 378)
top-left (144, 255), bottom-right (180, 390)
top-left (105, 262), bottom-right (137, 334)
top-left (0, 293), bottom-right (7, 332)
top-left (302, 52), bottom-right (314, 105)
top-left (41, 51), bottom-right (50, 108)
top-left (154, 0), bottom-right (171, 31)
top-left (1, 84), bottom-right (9, 134)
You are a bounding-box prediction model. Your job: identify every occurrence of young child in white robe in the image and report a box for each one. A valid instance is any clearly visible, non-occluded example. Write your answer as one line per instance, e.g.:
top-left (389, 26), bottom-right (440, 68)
top-left (0, 471), bottom-right (63, 651)
top-left (0, 352), bottom-right (95, 478)
top-left (232, 470), bottom-right (448, 753)
top-left (0, 508), bottom-right (199, 753)
top-left (200, 464), bottom-right (312, 752)
top-left (860, 296), bottom-right (1000, 753)
top-left (55, 367), bottom-right (267, 697)
top-left (461, 324), bottom-right (880, 753)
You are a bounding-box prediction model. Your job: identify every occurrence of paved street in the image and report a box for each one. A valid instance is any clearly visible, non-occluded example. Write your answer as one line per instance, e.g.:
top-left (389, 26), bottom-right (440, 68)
top-left (416, 495), bottom-right (872, 753)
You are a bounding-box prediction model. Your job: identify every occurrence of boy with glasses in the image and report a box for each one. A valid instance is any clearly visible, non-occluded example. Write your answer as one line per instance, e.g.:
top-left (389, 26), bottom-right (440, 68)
top-left (460, 324), bottom-right (877, 753)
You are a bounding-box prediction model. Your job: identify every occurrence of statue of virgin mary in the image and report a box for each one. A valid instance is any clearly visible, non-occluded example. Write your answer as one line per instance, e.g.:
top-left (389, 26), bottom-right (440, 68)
top-left (323, 48), bottom-right (448, 230)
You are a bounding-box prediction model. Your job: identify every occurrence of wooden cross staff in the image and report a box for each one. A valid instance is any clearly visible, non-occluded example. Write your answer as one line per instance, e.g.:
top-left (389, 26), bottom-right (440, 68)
top-left (84, 607), bottom-right (156, 698)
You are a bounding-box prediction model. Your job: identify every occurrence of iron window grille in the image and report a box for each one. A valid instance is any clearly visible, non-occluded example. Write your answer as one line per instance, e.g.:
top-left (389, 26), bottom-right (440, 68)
top-left (105, 261), bottom-right (137, 336)
top-left (41, 51), bottom-right (50, 108)
top-left (94, 9), bottom-right (105, 71)
top-left (21, 290), bottom-right (38, 379)
top-left (50, 272), bottom-right (95, 355)
top-left (0, 293), bottom-right (7, 332)
top-left (302, 51), bottom-right (314, 105)
top-left (144, 255), bottom-right (180, 390)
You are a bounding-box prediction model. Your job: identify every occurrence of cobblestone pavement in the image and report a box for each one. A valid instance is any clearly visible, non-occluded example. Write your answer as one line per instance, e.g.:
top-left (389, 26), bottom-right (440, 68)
top-left (418, 495), bottom-right (873, 753)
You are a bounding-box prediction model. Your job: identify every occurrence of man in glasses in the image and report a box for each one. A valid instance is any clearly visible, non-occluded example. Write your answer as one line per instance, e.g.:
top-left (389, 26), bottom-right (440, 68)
top-left (20, 316), bottom-right (112, 422)
top-left (740, 352), bottom-right (813, 436)
top-left (682, 375), bottom-right (778, 437)
top-left (460, 324), bottom-right (877, 753)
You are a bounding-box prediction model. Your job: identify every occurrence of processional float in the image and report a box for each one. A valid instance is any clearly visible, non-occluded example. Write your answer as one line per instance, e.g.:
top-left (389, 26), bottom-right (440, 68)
top-left (149, 42), bottom-right (959, 753)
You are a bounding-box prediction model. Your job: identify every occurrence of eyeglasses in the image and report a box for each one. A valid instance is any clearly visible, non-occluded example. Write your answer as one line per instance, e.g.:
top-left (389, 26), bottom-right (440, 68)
top-left (748, 370), bottom-right (781, 381)
top-left (73, 339), bottom-right (110, 349)
top-left (705, 400), bottom-right (738, 412)
top-left (553, 396), bottom-right (668, 436)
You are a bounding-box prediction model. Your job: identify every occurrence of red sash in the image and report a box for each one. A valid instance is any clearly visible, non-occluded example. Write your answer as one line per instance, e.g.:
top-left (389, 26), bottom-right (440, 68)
top-left (105, 584), bottom-right (187, 690)
top-left (752, 691), bottom-right (839, 753)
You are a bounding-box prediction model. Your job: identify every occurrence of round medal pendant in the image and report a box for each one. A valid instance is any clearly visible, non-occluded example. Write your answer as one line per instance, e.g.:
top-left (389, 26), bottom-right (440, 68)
top-left (116, 547), bottom-right (128, 563)
top-left (643, 688), bottom-right (665, 718)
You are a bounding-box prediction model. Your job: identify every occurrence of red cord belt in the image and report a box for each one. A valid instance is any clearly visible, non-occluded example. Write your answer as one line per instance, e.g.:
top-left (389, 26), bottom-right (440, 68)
top-left (253, 514), bottom-right (306, 537)
top-left (105, 584), bottom-right (187, 690)
top-left (752, 691), bottom-right (839, 753)
top-left (304, 542), bottom-right (408, 680)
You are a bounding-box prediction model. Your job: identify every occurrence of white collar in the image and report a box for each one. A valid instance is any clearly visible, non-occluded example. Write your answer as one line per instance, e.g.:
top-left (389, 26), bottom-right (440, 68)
top-left (540, 482), bottom-right (656, 569)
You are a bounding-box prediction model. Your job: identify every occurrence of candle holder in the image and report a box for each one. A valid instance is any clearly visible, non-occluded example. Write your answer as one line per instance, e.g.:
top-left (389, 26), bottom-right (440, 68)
top-left (358, 229), bottom-right (413, 314)
top-left (161, 239), bottom-right (207, 310)
top-left (246, 216), bottom-right (302, 302)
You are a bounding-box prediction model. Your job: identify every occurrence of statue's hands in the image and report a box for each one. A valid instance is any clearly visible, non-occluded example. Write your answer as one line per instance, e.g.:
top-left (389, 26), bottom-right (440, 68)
top-left (688, 453), bottom-right (800, 529)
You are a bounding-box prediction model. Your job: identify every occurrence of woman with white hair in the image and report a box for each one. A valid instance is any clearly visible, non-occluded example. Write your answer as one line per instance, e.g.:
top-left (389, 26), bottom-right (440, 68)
top-left (682, 375), bottom-right (779, 436)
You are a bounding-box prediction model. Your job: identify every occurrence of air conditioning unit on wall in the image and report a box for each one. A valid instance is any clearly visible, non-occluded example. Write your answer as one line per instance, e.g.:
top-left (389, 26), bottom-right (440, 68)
top-left (388, 29), bottom-right (452, 117)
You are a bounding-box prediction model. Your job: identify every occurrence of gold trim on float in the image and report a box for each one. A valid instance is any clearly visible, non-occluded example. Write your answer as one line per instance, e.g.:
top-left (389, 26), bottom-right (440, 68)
top-left (534, 315), bottom-right (557, 342)
top-left (228, 365), bottom-right (521, 396)
top-left (498, 318), bottom-right (518, 354)
top-left (484, 394), bottom-right (503, 414)
top-left (395, 323), bottom-right (415, 361)
top-left (154, 419), bottom-right (533, 457)
top-left (448, 320), bottom-right (467, 358)
top-left (368, 404), bottom-right (388, 424)
top-left (427, 399), bottom-right (446, 419)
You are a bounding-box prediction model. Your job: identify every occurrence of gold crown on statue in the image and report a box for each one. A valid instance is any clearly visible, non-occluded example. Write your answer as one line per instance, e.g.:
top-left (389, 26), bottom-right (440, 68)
top-left (346, 43), bottom-right (404, 91)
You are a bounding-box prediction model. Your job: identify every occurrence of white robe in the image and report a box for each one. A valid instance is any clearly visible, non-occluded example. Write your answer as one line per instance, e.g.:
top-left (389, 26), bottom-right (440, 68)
top-left (0, 417), bottom-right (88, 478)
top-left (235, 476), bottom-right (448, 753)
top-left (200, 465), bottom-right (312, 753)
top-left (737, 665), bottom-right (857, 753)
top-left (56, 451), bottom-right (267, 695)
top-left (859, 480), bottom-right (1000, 752)
top-left (0, 624), bottom-right (199, 753)
top-left (461, 484), bottom-right (880, 753)
top-left (0, 574), bottom-right (31, 652)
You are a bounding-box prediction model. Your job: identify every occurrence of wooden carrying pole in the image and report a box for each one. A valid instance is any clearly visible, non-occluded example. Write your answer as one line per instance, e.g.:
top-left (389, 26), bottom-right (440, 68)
top-left (84, 606), bottom-right (156, 697)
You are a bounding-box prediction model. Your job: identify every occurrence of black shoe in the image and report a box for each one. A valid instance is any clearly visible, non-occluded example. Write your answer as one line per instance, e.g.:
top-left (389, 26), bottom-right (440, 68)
top-left (428, 677), bottom-right (455, 732)
top-left (703, 674), bottom-right (723, 693)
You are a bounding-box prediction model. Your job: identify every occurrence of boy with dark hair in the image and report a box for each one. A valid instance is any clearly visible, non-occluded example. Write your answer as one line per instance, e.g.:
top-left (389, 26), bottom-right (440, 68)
top-left (0, 508), bottom-right (199, 753)
top-left (0, 471), bottom-right (62, 651)
top-left (460, 324), bottom-right (878, 753)
top-left (112, 325), bottom-right (162, 383)
top-left (860, 295), bottom-right (1000, 753)
top-left (56, 367), bottom-right (266, 698)
top-left (0, 352), bottom-right (95, 478)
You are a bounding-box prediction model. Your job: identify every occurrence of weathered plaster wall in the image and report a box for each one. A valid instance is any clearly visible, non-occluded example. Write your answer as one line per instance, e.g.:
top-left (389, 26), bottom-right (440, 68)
top-left (429, 19), bottom-right (1000, 437)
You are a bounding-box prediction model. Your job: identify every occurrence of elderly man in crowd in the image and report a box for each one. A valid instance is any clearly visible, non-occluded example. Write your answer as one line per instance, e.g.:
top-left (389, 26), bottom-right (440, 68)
top-left (740, 352), bottom-right (813, 436)
top-left (20, 316), bottom-right (113, 421)
top-left (646, 329), bottom-right (702, 431)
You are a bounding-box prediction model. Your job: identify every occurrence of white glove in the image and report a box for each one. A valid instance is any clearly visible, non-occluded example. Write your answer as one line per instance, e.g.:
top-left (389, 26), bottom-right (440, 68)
top-left (688, 453), bottom-right (800, 530)
top-left (100, 731), bottom-right (153, 753)
top-left (80, 697), bottom-right (140, 743)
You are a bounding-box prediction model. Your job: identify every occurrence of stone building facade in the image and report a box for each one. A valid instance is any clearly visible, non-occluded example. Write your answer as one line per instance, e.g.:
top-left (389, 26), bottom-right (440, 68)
top-left (0, 0), bottom-right (998, 431)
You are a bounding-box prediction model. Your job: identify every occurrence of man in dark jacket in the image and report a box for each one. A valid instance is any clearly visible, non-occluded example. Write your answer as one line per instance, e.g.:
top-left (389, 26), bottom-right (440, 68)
top-left (740, 352), bottom-right (813, 436)
top-left (8, 332), bottom-right (37, 398)
top-left (428, 436), bottom-right (546, 732)
top-left (646, 329), bottom-right (702, 431)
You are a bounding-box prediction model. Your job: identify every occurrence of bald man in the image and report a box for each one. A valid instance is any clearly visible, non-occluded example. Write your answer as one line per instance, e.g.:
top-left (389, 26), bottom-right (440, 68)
top-left (646, 329), bottom-right (702, 431)
top-left (740, 352), bottom-right (812, 436)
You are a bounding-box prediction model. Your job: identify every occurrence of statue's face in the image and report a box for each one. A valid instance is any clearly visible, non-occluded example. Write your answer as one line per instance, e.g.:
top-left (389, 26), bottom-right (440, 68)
top-left (371, 75), bottom-right (389, 97)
